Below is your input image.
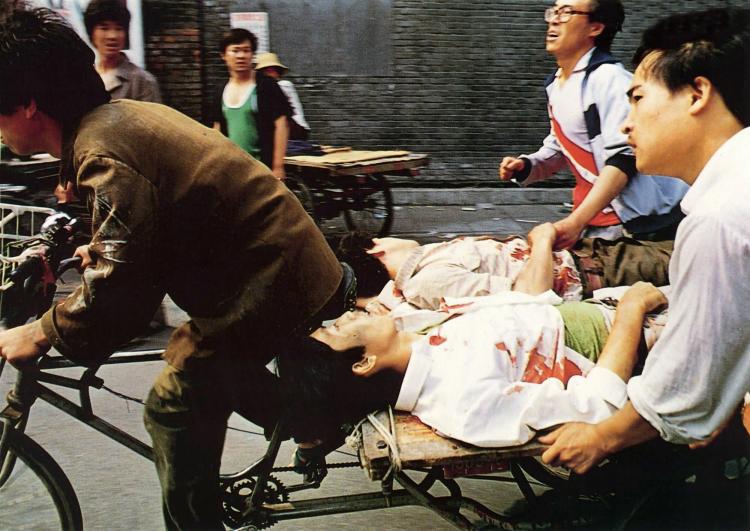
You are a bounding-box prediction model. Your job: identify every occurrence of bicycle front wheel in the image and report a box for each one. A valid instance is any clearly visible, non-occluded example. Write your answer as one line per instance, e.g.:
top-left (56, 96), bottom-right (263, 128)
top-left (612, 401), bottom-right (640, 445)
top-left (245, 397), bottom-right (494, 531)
top-left (0, 423), bottom-right (83, 530)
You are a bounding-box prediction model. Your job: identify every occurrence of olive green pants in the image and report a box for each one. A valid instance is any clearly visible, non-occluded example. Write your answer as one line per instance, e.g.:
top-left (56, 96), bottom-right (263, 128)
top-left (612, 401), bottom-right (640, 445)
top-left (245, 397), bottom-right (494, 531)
top-left (144, 355), bottom-right (283, 531)
top-left (573, 237), bottom-right (674, 298)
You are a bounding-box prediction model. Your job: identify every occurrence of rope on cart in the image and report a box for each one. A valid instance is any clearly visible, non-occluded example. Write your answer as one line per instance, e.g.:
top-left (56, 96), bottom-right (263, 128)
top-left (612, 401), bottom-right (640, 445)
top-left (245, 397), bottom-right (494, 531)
top-left (363, 406), bottom-right (402, 479)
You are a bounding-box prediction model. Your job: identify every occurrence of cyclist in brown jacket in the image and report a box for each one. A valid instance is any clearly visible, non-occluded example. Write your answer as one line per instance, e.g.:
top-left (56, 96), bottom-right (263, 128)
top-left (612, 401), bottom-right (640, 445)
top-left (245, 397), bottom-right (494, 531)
top-left (0, 8), bottom-right (343, 529)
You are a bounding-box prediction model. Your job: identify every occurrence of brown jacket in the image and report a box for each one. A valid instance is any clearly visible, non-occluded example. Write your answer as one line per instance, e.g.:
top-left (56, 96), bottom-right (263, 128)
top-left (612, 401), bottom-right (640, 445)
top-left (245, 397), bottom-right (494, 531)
top-left (41, 100), bottom-right (341, 369)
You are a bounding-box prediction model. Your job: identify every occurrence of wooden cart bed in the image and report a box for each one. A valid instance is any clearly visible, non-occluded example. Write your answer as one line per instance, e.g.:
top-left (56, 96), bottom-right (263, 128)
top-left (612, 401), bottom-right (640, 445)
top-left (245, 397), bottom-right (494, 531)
top-left (358, 411), bottom-right (548, 481)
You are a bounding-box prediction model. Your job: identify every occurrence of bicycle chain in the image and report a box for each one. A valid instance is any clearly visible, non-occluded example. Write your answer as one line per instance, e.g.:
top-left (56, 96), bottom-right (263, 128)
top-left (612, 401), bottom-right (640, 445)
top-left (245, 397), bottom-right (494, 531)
top-left (269, 460), bottom-right (361, 473)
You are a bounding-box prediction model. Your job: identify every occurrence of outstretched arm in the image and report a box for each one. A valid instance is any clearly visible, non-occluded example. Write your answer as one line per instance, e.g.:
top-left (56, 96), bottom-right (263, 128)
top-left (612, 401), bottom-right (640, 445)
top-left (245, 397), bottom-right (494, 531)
top-left (594, 282), bottom-right (666, 380)
top-left (512, 223), bottom-right (555, 295)
top-left (538, 282), bottom-right (667, 472)
top-left (553, 165), bottom-right (628, 250)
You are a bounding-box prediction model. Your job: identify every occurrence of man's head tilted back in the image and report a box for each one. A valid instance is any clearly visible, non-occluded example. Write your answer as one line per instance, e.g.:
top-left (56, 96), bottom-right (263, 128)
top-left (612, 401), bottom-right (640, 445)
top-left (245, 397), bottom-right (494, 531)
top-left (0, 7), bottom-right (109, 133)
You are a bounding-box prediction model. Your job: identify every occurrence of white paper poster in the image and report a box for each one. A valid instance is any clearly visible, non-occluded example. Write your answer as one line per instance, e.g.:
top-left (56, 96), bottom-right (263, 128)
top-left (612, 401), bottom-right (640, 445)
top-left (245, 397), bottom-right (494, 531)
top-left (230, 12), bottom-right (270, 55)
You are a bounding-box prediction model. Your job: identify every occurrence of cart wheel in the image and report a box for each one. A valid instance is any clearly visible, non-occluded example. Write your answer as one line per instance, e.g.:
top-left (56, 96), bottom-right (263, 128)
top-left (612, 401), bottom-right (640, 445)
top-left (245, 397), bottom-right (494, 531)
top-left (284, 175), bottom-right (319, 225)
top-left (343, 174), bottom-right (393, 237)
top-left (519, 456), bottom-right (572, 489)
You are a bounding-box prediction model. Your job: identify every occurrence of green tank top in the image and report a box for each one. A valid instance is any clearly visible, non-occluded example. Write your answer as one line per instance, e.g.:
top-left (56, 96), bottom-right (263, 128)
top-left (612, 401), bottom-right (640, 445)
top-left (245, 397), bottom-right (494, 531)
top-left (222, 86), bottom-right (260, 158)
top-left (558, 302), bottom-right (610, 363)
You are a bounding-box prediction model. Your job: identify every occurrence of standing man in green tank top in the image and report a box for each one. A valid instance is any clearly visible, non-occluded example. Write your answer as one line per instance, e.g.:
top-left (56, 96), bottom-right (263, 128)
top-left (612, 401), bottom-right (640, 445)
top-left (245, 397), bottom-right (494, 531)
top-left (212, 28), bottom-right (291, 180)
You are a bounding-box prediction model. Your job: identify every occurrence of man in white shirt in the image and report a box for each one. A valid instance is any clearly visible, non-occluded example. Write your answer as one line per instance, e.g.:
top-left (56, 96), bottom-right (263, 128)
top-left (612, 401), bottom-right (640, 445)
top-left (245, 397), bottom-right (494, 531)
top-left (278, 282), bottom-right (667, 449)
top-left (540, 7), bottom-right (750, 473)
top-left (498, 0), bottom-right (686, 248)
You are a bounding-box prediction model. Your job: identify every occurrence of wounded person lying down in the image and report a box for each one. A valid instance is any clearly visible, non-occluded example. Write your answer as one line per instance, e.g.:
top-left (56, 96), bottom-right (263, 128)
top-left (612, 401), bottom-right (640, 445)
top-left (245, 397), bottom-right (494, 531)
top-left (338, 223), bottom-right (674, 310)
top-left (279, 282), bottom-right (668, 449)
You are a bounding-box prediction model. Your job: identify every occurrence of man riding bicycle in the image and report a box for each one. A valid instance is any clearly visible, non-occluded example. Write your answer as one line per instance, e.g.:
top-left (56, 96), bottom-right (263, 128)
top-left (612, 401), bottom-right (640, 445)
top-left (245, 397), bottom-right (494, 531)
top-left (0, 7), bottom-right (347, 530)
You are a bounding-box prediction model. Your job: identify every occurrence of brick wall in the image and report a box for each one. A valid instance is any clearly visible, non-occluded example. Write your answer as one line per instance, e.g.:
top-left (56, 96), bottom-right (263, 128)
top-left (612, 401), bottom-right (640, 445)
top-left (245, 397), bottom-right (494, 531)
top-left (143, 0), bottom-right (748, 185)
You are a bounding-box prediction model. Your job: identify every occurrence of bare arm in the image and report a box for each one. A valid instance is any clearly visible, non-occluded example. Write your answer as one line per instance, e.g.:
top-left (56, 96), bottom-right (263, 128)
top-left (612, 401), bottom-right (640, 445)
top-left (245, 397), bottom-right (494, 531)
top-left (539, 402), bottom-right (658, 474)
top-left (538, 282), bottom-right (667, 472)
top-left (595, 282), bottom-right (666, 380)
top-left (272, 115), bottom-right (289, 180)
top-left (512, 223), bottom-right (555, 295)
top-left (553, 165), bottom-right (628, 249)
top-left (0, 320), bottom-right (50, 368)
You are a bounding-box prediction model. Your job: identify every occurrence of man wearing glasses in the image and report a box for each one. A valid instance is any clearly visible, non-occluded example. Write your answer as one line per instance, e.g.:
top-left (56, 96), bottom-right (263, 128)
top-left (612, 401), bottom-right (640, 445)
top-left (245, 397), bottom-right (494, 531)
top-left (499, 1), bottom-right (687, 250)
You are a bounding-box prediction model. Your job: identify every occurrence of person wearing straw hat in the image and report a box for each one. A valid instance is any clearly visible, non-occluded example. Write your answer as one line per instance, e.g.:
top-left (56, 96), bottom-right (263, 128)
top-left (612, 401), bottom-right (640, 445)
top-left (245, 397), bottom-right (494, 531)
top-left (255, 51), bottom-right (311, 140)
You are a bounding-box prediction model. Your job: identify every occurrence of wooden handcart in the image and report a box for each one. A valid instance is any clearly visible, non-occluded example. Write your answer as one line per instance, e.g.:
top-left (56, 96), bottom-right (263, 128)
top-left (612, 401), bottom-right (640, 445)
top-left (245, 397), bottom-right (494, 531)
top-left (284, 150), bottom-right (429, 237)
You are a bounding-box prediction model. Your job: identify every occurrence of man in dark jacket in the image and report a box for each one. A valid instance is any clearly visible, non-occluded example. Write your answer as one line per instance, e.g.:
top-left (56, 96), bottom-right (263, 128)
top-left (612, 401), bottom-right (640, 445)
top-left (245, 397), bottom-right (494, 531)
top-left (0, 8), bottom-right (342, 529)
top-left (211, 28), bottom-right (291, 179)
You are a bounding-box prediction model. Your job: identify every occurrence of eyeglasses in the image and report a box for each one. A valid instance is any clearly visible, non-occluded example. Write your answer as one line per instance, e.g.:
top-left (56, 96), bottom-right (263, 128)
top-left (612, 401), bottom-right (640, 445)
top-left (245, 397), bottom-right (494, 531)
top-left (544, 6), bottom-right (592, 23)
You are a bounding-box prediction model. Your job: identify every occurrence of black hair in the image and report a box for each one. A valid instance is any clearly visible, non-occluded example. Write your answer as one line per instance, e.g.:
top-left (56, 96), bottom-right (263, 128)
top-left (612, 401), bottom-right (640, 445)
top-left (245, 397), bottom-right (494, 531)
top-left (0, 7), bottom-right (110, 128)
top-left (336, 232), bottom-right (390, 298)
top-left (588, 0), bottom-right (624, 52)
top-left (83, 0), bottom-right (131, 49)
top-left (633, 8), bottom-right (750, 127)
top-left (219, 28), bottom-right (258, 54)
top-left (277, 335), bottom-right (401, 442)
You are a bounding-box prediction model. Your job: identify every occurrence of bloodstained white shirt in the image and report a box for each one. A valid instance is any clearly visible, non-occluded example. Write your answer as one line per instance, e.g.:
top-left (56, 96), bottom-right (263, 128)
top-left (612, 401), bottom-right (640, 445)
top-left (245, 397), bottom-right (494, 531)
top-left (395, 299), bottom-right (627, 447)
top-left (628, 128), bottom-right (750, 444)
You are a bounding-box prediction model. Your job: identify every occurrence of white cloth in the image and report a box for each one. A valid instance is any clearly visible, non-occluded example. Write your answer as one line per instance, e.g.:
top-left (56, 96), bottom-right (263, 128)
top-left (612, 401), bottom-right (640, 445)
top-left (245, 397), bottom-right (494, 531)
top-left (395, 300), bottom-right (627, 447)
top-left (627, 128), bottom-right (750, 444)
top-left (278, 79), bottom-right (310, 131)
top-left (385, 287), bottom-right (562, 333)
top-left (391, 236), bottom-right (582, 311)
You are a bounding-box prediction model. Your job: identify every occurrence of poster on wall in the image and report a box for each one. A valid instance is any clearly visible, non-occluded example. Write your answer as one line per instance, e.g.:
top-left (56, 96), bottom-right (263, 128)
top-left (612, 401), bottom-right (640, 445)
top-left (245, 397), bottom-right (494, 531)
top-left (230, 12), bottom-right (269, 54)
top-left (29, 0), bottom-right (146, 67)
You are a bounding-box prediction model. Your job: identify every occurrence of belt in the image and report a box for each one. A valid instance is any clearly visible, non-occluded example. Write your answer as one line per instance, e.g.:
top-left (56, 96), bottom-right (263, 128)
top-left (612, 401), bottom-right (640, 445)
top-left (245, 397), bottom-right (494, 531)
top-left (298, 262), bottom-right (357, 333)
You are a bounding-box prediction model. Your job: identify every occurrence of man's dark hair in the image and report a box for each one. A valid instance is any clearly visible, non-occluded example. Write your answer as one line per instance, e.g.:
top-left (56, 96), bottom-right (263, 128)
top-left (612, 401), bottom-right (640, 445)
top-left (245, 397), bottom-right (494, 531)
top-left (277, 336), bottom-right (401, 442)
top-left (219, 28), bottom-right (258, 54)
top-left (336, 233), bottom-right (390, 298)
top-left (588, 0), bottom-right (624, 52)
top-left (0, 8), bottom-right (109, 128)
top-left (83, 0), bottom-right (131, 49)
top-left (634, 8), bottom-right (750, 127)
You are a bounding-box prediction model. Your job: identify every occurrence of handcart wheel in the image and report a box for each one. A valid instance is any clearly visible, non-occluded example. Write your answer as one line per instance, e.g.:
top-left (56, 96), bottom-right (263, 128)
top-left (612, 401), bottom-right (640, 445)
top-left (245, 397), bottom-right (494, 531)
top-left (284, 175), bottom-right (319, 225)
top-left (519, 456), bottom-right (572, 489)
top-left (342, 173), bottom-right (393, 237)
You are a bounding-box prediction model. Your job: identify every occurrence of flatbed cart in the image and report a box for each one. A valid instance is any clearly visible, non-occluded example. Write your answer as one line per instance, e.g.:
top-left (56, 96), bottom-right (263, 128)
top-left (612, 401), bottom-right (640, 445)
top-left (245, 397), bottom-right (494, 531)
top-left (356, 410), bottom-right (750, 530)
top-left (284, 150), bottom-right (429, 237)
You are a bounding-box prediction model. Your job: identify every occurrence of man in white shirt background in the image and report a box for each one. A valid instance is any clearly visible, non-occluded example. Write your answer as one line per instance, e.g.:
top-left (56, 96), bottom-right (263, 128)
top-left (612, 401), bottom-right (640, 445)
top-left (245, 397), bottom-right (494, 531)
top-left (540, 6), bottom-right (750, 474)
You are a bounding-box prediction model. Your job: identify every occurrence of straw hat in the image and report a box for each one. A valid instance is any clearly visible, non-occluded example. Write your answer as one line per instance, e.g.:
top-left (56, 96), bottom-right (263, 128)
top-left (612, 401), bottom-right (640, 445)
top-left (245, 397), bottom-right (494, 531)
top-left (255, 52), bottom-right (289, 73)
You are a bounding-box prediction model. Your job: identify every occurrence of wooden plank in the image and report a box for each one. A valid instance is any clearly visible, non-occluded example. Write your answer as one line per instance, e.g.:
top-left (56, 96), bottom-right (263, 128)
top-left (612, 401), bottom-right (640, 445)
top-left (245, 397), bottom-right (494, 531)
top-left (359, 411), bottom-right (547, 480)
top-left (285, 150), bottom-right (412, 166)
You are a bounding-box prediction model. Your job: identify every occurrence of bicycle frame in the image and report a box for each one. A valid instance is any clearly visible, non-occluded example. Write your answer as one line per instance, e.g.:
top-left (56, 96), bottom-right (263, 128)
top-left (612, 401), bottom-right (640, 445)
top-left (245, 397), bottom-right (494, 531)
top-left (1, 352), bottom-right (163, 462)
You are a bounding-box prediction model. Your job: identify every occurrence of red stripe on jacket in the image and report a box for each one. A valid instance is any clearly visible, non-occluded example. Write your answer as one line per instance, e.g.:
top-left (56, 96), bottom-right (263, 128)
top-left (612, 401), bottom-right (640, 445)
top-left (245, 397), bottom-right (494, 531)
top-left (550, 115), bottom-right (621, 227)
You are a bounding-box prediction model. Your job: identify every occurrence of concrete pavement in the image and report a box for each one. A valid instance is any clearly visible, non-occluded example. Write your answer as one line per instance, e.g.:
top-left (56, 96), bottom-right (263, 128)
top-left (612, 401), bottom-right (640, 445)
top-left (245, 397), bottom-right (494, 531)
top-left (318, 186), bottom-right (573, 242)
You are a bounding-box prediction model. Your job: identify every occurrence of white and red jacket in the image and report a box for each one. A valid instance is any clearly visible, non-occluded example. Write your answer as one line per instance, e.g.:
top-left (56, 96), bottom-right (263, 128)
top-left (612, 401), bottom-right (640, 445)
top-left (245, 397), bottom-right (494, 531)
top-left (517, 48), bottom-right (687, 231)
